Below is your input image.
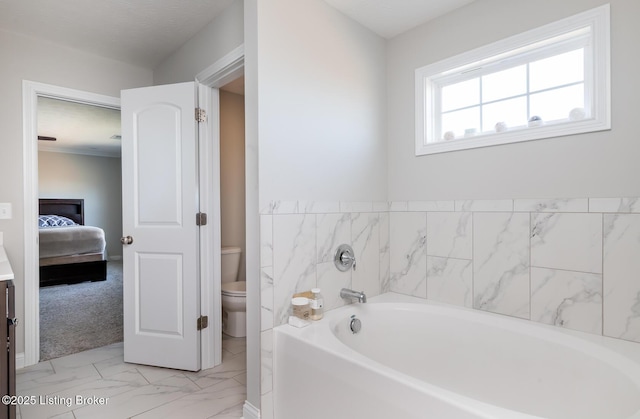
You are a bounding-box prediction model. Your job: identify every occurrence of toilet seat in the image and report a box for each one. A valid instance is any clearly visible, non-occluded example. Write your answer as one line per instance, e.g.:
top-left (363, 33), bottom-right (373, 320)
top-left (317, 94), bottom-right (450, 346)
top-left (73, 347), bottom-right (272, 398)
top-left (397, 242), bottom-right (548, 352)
top-left (221, 281), bottom-right (246, 296)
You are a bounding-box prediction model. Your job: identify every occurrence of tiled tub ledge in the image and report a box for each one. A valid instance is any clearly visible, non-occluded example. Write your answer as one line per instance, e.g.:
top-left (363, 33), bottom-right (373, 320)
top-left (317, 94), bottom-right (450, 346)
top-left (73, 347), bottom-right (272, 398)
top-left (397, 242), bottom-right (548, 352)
top-left (261, 197), bottom-right (640, 215)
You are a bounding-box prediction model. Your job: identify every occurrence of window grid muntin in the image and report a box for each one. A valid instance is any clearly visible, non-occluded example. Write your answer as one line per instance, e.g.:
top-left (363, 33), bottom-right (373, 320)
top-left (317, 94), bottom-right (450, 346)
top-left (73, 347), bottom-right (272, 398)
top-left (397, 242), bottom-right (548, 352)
top-left (440, 80), bottom-right (586, 130)
top-left (435, 42), bottom-right (589, 140)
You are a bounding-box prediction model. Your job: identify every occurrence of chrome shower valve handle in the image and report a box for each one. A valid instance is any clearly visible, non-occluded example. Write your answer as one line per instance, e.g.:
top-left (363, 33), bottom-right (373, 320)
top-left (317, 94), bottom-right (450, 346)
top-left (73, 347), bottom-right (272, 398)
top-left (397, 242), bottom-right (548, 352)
top-left (334, 244), bottom-right (356, 271)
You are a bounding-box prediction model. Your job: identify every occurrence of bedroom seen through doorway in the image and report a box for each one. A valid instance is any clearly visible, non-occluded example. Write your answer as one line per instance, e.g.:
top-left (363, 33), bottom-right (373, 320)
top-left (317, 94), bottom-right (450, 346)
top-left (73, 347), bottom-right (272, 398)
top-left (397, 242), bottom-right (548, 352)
top-left (36, 97), bottom-right (123, 361)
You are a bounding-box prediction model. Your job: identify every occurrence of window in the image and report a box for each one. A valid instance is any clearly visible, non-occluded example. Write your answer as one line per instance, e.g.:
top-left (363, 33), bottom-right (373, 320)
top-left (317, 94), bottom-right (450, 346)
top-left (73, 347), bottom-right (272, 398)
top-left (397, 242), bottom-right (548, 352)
top-left (415, 5), bottom-right (610, 156)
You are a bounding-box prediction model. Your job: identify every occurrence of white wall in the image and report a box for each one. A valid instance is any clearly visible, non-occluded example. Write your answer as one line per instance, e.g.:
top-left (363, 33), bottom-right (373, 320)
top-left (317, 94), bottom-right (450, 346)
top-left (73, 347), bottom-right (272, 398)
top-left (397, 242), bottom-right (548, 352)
top-left (257, 0), bottom-right (387, 210)
top-left (0, 28), bottom-right (152, 355)
top-left (220, 90), bottom-right (246, 282)
top-left (254, 0), bottom-right (387, 416)
top-left (153, 0), bottom-right (244, 85)
top-left (38, 151), bottom-right (123, 260)
top-left (387, 0), bottom-right (640, 201)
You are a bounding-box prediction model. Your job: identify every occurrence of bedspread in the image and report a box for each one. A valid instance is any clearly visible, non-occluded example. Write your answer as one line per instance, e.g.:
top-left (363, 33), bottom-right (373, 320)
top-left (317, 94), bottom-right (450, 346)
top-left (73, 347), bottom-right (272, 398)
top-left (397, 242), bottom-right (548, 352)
top-left (39, 226), bottom-right (106, 259)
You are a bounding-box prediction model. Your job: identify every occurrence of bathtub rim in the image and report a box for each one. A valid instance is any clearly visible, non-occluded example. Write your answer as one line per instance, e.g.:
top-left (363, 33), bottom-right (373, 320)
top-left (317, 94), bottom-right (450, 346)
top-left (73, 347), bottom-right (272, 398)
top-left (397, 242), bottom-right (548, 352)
top-left (274, 292), bottom-right (640, 419)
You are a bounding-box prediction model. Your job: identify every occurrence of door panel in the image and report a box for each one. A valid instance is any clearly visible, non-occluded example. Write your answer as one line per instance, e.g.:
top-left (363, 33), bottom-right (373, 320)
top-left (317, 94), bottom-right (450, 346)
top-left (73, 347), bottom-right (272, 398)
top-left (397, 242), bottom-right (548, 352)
top-left (136, 104), bottom-right (182, 225)
top-left (121, 82), bottom-right (200, 371)
top-left (137, 253), bottom-right (183, 336)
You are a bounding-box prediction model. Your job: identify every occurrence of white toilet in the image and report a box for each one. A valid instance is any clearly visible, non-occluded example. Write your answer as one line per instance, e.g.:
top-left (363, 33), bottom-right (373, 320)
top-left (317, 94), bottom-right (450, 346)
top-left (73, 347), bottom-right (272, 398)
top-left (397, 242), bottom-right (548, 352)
top-left (221, 246), bottom-right (246, 337)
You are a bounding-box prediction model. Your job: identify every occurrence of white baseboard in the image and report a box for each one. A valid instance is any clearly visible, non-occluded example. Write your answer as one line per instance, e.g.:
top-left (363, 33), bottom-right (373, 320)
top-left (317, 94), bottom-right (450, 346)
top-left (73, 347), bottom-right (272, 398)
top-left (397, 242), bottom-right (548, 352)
top-left (243, 400), bottom-right (260, 419)
top-left (16, 352), bottom-right (25, 370)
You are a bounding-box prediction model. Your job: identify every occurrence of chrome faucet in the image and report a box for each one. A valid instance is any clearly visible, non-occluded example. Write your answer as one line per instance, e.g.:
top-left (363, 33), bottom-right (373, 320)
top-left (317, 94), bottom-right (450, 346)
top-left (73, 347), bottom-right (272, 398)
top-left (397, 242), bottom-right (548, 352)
top-left (340, 288), bottom-right (367, 303)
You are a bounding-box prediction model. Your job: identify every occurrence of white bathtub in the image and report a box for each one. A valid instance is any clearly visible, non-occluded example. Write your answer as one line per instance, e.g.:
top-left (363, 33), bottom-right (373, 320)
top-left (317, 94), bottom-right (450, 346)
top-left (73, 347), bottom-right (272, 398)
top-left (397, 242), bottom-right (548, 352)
top-left (274, 293), bottom-right (640, 419)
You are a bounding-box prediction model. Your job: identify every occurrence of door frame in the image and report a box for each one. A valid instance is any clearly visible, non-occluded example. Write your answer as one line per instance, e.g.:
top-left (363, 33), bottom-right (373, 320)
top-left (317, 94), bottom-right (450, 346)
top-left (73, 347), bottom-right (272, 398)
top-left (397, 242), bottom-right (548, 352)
top-left (195, 44), bottom-right (244, 369)
top-left (22, 81), bottom-right (121, 367)
top-left (22, 45), bottom-right (243, 368)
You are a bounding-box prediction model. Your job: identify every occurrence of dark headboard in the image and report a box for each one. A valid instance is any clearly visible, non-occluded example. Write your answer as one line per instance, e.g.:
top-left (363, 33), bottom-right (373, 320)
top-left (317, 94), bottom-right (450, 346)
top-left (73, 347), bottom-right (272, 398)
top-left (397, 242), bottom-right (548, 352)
top-left (39, 199), bottom-right (85, 225)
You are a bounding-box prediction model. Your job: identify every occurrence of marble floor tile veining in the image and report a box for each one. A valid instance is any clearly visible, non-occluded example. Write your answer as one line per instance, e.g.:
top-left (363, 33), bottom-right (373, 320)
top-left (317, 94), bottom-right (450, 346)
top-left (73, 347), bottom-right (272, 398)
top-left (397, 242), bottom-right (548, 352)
top-left (16, 337), bottom-right (246, 419)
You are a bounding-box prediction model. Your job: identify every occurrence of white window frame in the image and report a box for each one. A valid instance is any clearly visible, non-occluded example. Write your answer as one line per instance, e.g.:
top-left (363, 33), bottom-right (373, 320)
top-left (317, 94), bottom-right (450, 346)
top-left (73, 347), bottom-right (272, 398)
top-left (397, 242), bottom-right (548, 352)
top-left (415, 4), bottom-right (610, 156)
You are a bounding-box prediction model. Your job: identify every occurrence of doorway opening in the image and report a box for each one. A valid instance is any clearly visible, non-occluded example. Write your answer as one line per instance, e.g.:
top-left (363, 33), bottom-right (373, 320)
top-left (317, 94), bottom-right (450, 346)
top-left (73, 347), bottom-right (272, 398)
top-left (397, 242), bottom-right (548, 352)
top-left (37, 96), bottom-right (123, 361)
top-left (218, 75), bottom-right (247, 372)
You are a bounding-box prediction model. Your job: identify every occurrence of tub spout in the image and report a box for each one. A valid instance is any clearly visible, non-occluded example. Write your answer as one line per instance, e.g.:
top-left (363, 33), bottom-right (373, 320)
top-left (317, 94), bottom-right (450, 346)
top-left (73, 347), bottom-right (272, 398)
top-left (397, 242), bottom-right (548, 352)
top-left (340, 288), bottom-right (367, 303)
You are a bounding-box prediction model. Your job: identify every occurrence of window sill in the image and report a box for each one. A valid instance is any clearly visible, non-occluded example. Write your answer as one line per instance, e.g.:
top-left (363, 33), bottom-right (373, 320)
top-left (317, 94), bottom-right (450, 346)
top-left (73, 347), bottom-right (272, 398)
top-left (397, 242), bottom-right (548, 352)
top-left (415, 117), bottom-right (610, 156)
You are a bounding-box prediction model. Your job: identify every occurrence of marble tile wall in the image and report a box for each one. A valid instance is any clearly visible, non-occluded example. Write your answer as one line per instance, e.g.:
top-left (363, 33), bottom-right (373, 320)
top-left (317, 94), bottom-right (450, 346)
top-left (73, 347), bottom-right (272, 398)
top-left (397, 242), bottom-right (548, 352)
top-left (386, 197), bottom-right (640, 342)
top-left (260, 197), bottom-right (640, 416)
top-left (473, 212), bottom-right (530, 319)
top-left (603, 213), bottom-right (640, 343)
top-left (258, 201), bottom-right (390, 415)
top-left (261, 202), bottom-right (390, 329)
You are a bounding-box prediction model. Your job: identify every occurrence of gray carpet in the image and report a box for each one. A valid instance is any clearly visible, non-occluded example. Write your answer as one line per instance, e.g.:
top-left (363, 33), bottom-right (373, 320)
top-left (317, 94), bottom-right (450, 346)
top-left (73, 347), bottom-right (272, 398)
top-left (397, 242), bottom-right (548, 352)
top-left (39, 261), bottom-right (123, 361)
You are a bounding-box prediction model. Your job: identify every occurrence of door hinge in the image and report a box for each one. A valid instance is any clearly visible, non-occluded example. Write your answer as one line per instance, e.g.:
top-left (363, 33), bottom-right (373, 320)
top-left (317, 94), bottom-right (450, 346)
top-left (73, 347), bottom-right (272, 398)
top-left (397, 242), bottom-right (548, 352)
top-left (196, 212), bottom-right (207, 226)
top-left (195, 108), bottom-right (206, 122)
top-left (197, 315), bottom-right (209, 331)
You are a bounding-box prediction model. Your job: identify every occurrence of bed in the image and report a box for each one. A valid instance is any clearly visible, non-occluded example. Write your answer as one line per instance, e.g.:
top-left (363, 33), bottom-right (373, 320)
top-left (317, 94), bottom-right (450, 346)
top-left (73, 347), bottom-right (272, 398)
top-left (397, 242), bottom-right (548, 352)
top-left (39, 198), bottom-right (107, 287)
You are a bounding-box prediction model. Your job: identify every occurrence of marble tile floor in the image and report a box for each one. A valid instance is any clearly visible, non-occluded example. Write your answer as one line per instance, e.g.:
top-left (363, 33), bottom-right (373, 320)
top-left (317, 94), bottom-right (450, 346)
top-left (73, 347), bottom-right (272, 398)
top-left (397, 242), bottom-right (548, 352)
top-left (16, 336), bottom-right (247, 419)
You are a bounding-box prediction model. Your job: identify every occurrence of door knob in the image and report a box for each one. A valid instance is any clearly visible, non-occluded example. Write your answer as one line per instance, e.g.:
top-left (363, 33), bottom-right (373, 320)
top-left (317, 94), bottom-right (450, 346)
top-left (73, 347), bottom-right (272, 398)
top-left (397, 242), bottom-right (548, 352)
top-left (121, 235), bottom-right (134, 245)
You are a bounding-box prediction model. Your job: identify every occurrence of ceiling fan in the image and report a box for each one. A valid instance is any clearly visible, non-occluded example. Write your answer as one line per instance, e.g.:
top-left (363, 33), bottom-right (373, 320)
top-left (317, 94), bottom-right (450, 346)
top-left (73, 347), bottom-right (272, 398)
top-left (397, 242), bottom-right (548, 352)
top-left (38, 136), bottom-right (57, 141)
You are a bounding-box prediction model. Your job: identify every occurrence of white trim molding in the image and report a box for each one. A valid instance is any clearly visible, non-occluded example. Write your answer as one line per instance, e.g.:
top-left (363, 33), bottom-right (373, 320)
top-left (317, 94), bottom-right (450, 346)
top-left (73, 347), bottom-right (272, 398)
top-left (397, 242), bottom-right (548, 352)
top-left (22, 80), bottom-right (120, 367)
top-left (196, 44), bottom-right (244, 88)
top-left (197, 84), bottom-right (222, 370)
top-left (195, 43), bottom-right (244, 370)
top-left (243, 400), bottom-right (261, 419)
top-left (15, 353), bottom-right (24, 371)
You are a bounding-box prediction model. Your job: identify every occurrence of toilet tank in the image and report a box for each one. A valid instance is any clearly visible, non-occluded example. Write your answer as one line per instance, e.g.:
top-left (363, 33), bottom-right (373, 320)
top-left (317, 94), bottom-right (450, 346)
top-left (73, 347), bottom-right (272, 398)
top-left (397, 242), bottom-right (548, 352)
top-left (221, 247), bottom-right (242, 283)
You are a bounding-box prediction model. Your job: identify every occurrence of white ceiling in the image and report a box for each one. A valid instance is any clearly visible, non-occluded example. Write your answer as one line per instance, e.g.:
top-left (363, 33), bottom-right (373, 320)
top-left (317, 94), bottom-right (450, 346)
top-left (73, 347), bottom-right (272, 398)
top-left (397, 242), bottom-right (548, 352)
top-left (0, 0), bottom-right (236, 69)
top-left (323, 0), bottom-right (477, 39)
top-left (7, 0), bottom-right (475, 158)
top-left (38, 97), bottom-right (121, 158)
top-left (0, 0), bottom-right (477, 70)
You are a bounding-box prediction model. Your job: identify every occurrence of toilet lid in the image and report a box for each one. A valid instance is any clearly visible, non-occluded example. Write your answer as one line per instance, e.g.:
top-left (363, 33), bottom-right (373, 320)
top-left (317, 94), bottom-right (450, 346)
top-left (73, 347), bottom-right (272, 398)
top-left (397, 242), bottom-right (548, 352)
top-left (221, 281), bottom-right (246, 295)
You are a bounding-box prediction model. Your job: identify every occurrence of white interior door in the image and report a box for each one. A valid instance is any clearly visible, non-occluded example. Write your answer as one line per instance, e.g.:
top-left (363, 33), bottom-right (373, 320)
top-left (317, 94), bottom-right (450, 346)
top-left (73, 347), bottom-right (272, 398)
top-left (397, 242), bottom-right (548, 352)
top-left (121, 82), bottom-right (201, 371)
